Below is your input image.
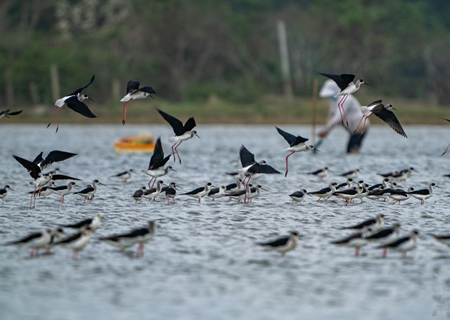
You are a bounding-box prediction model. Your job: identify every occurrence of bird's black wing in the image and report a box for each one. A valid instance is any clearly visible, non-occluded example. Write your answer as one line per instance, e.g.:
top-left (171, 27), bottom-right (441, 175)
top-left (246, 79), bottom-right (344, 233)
top-left (75, 187), bottom-right (94, 194)
top-left (373, 107), bottom-right (407, 138)
top-left (157, 109), bottom-right (185, 136)
top-left (290, 191), bottom-right (305, 197)
top-left (319, 73), bottom-right (355, 91)
top-left (114, 170), bottom-right (128, 177)
top-left (258, 236), bottom-right (289, 247)
top-left (183, 187), bottom-right (204, 195)
top-left (69, 74), bottom-right (95, 95)
top-left (365, 228), bottom-right (394, 240)
top-left (115, 228), bottom-right (149, 239)
top-left (367, 100), bottom-right (383, 108)
top-left (341, 218), bottom-right (376, 230)
top-left (0, 109), bottom-right (9, 116)
top-left (275, 126), bottom-right (296, 146)
top-left (139, 86), bottom-right (156, 96)
top-left (32, 152), bottom-right (44, 165)
top-left (56, 232), bottom-right (82, 244)
top-left (126, 80), bottom-right (141, 94)
top-left (52, 174), bottom-right (81, 181)
top-left (331, 232), bottom-right (363, 244)
top-left (379, 236), bottom-right (409, 248)
top-left (308, 187), bottom-right (331, 195)
top-left (64, 96), bottom-right (97, 119)
top-left (13, 155), bottom-right (41, 179)
top-left (133, 189), bottom-right (144, 197)
top-left (308, 169), bottom-right (323, 175)
top-left (239, 145), bottom-right (256, 167)
top-left (408, 189), bottom-right (429, 195)
top-left (40, 150), bottom-right (77, 170)
top-left (6, 110), bottom-right (23, 116)
top-left (9, 232), bottom-right (42, 244)
top-left (339, 170), bottom-right (354, 176)
top-left (249, 163), bottom-right (281, 175)
top-left (61, 218), bottom-right (92, 229)
top-left (50, 185), bottom-right (68, 191)
top-left (149, 137), bottom-right (164, 169)
top-left (183, 117), bottom-right (196, 132)
top-left (227, 190), bottom-right (245, 197)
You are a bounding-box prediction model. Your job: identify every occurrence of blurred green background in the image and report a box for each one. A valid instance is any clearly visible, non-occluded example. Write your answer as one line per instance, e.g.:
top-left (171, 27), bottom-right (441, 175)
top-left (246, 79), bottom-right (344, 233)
top-left (1, 0), bottom-right (450, 124)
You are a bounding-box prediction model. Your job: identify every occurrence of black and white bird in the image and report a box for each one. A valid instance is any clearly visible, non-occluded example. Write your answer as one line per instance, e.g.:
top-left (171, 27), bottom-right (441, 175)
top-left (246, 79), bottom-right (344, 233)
top-left (332, 186), bottom-right (362, 206)
top-left (308, 183), bottom-right (338, 203)
top-left (247, 185), bottom-right (266, 202)
top-left (368, 178), bottom-right (390, 191)
top-left (51, 182), bottom-right (77, 203)
top-left (13, 151), bottom-right (79, 208)
top-left (354, 100), bottom-right (407, 137)
top-left (143, 180), bottom-right (166, 201)
top-left (408, 183), bottom-right (438, 205)
top-left (258, 231), bottom-right (300, 257)
top-left (377, 230), bottom-right (419, 258)
top-left (0, 109), bottom-right (22, 119)
top-left (165, 182), bottom-right (178, 205)
top-left (60, 213), bottom-right (104, 231)
top-left (307, 167), bottom-right (329, 180)
top-left (365, 223), bottom-right (401, 257)
top-left (389, 187), bottom-right (413, 205)
top-left (319, 73), bottom-right (369, 126)
top-left (47, 75), bottom-right (96, 132)
top-left (208, 186), bottom-right (227, 202)
top-left (133, 186), bottom-right (147, 203)
top-left (74, 179), bottom-right (104, 203)
top-left (182, 182), bottom-right (214, 203)
top-left (157, 109), bottom-right (199, 164)
top-left (339, 169), bottom-right (360, 179)
top-left (225, 179), bottom-right (243, 193)
top-left (28, 181), bottom-right (56, 198)
top-left (7, 229), bottom-right (52, 257)
top-left (226, 187), bottom-right (248, 203)
top-left (289, 189), bottom-right (308, 203)
top-left (0, 185), bottom-right (13, 204)
top-left (275, 127), bottom-right (312, 177)
top-left (431, 234), bottom-right (450, 248)
top-left (99, 221), bottom-right (155, 257)
top-left (120, 80), bottom-right (156, 125)
top-left (336, 178), bottom-right (353, 190)
top-left (340, 214), bottom-right (385, 233)
top-left (55, 227), bottom-right (95, 260)
top-left (331, 231), bottom-right (369, 257)
top-left (46, 228), bottom-right (66, 253)
top-left (112, 169), bottom-right (134, 183)
top-left (141, 137), bottom-right (174, 188)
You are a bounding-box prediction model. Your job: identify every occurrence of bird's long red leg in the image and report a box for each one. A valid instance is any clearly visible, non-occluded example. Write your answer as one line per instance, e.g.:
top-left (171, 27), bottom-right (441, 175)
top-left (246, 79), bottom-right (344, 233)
top-left (337, 96), bottom-right (345, 125)
top-left (285, 152), bottom-right (295, 177)
top-left (341, 95), bottom-right (350, 127)
top-left (148, 178), bottom-right (154, 188)
top-left (174, 141), bottom-right (183, 164)
top-left (441, 141), bottom-right (450, 156)
top-left (55, 106), bottom-right (64, 133)
top-left (355, 247), bottom-right (360, 257)
top-left (360, 116), bottom-right (369, 136)
top-left (382, 248), bottom-right (387, 258)
top-left (244, 177), bottom-right (252, 202)
top-left (47, 106), bottom-right (57, 129)
top-left (171, 143), bottom-right (177, 162)
top-left (122, 101), bottom-right (132, 125)
top-left (354, 115), bottom-right (366, 134)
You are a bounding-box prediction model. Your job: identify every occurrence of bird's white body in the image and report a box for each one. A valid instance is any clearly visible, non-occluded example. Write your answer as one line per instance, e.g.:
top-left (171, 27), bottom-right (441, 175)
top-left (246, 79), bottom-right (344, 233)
top-left (17, 230), bottom-right (52, 250)
top-left (261, 234), bottom-right (299, 256)
top-left (208, 186), bottom-right (227, 200)
top-left (335, 80), bottom-right (364, 97)
top-left (248, 186), bottom-right (263, 201)
top-left (285, 144), bottom-right (313, 153)
top-left (55, 95), bottom-right (73, 108)
top-left (90, 213), bottom-right (103, 231)
top-left (409, 183), bottom-right (436, 203)
top-left (315, 168), bottom-right (329, 179)
top-left (186, 185), bottom-right (213, 200)
top-left (33, 174), bottom-right (52, 189)
top-left (59, 229), bottom-right (94, 252)
top-left (387, 233), bottom-right (419, 254)
top-left (120, 91), bottom-right (150, 102)
top-left (142, 167), bottom-right (172, 180)
top-left (143, 181), bottom-right (164, 201)
top-left (169, 131), bottom-right (196, 143)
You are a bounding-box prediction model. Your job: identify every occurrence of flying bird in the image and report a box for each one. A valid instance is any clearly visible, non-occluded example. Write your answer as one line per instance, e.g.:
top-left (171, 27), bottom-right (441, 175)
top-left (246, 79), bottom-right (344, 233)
top-left (354, 100), bottom-right (407, 137)
top-left (0, 109), bottom-right (23, 119)
top-left (275, 126), bottom-right (312, 177)
top-left (120, 80), bottom-right (156, 125)
top-left (157, 109), bottom-right (199, 164)
top-left (47, 75), bottom-right (96, 132)
top-left (319, 73), bottom-right (369, 127)
top-left (141, 137), bottom-right (174, 188)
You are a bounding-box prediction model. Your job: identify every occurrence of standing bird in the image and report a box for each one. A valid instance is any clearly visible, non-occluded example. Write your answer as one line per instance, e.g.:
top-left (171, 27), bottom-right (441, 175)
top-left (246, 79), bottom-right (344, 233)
top-left (331, 231), bottom-right (369, 257)
top-left (133, 187), bottom-right (147, 203)
top-left (339, 169), bottom-right (360, 179)
top-left (208, 186), bottom-right (227, 202)
top-left (112, 169), bottom-right (134, 183)
top-left (143, 180), bottom-right (166, 201)
top-left (340, 214), bottom-right (385, 233)
top-left (365, 223), bottom-right (401, 257)
top-left (308, 183), bottom-right (338, 203)
top-left (28, 181), bottom-right (57, 198)
top-left (120, 80), bottom-right (156, 125)
top-left (55, 227), bottom-right (95, 260)
top-left (99, 221), bottom-right (155, 257)
top-left (258, 231), bottom-right (300, 257)
top-left (165, 182), bottom-right (178, 205)
top-left (142, 137), bottom-right (174, 188)
top-left (13, 151), bottom-right (79, 208)
top-left (48, 75), bottom-right (96, 132)
top-left (354, 100), bottom-right (407, 137)
top-left (377, 230), bottom-right (419, 258)
top-left (0, 185), bottom-right (13, 204)
top-left (0, 109), bottom-right (22, 119)
top-left (157, 109), bottom-right (199, 164)
top-left (7, 229), bottom-right (52, 258)
top-left (60, 213), bottom-right (104, 231)
top-left (289, 189), bottom-right (308, 203)
top-left (51, 182), bottom-right (77, 203)
top-left (182, 182), bottom-right (214, 203)
top-left (308, 167), bottom-right (329, 180)
top-left (431, 234), bottom-right (450, 248)
top-left (319, 73), bottom-right (369, 126)
top-left (408, 183), bottom-right (438, 205)
top-left (275, 127), bottom-right (312, 177)
top-left (74, 180), bottom-right (104, 203)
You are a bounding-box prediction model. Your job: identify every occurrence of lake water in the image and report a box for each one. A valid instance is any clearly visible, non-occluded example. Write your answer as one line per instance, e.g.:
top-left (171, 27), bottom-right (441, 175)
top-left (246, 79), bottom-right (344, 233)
top-left (0, 124), bottom-right (449, 320)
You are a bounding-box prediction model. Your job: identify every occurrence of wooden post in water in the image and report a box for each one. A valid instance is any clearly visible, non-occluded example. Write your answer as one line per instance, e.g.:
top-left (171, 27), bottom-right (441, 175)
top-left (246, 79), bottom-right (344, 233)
top-left (311, 78), bottom-right (319, 146)
top-left (277, 20), bottom-right (293, 102)
top-left (50, 64), bottom-right (60, 102)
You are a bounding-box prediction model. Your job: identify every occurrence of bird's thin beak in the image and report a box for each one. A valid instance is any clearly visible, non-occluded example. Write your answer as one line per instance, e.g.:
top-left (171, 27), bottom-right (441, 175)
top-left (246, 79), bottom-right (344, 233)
top-left (261, 187), bottom-right (269, 191)
top-left (314, 148), bottom-right (320, 152)
top-left (435, 186), bottom-right (442, 189)
top-left (392, 107), bottom-right (397, 111)
top-left (9, 187), bottom-right (14, 191)
top-left (196, 133), bottom-right (201, 139)
top-left (99, 183), bottom-right (107, 186)
top-left (364, 83), bottom-right (371, 86)
top-left (88, 97), bottom-right (94, 101)
top-left (171, 168), bottom-right (177, 172)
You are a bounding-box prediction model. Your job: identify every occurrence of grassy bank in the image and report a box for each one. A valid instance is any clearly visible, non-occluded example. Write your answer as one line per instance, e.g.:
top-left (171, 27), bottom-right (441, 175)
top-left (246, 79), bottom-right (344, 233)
top-left (5, 95), bottom-right (450, 126)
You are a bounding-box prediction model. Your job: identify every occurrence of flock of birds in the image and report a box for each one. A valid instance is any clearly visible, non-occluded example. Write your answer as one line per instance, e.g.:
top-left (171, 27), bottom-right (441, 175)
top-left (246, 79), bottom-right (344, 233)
top-left (2, 73), bottom-right (450, 260)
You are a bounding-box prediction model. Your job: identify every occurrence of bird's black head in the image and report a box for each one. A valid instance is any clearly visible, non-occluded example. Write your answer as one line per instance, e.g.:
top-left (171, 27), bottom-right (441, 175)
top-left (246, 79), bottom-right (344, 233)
top-left (324, 167), bottom-right (329, 170)
top-left (290, 231), bottom-right (300, 237)
top-left (130, 169), bottom-right (135, 172)
top-left (207, 182), bottom-right (212, 186)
